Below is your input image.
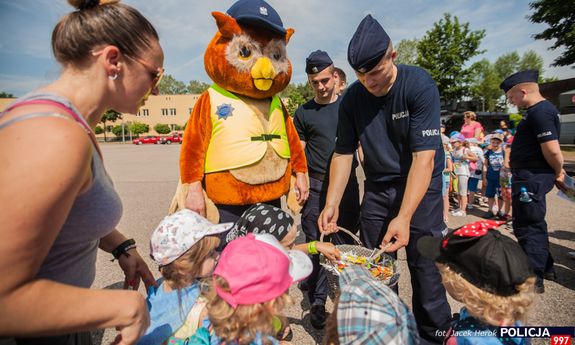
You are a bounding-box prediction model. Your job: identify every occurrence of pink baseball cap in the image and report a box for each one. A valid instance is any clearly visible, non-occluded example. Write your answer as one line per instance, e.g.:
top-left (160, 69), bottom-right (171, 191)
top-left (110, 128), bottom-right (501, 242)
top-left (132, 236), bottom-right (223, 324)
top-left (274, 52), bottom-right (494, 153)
top-left (213, 233), bottom-right (312, 308)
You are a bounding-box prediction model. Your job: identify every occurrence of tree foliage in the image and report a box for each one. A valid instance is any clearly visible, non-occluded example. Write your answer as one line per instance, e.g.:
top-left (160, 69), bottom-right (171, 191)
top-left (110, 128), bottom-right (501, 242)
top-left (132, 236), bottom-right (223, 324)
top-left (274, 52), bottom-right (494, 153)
top-left (187, 80), bottom-right (211, 94)
top-left (95, 125), bottom-right (104, 134)
top-left (158, 74), bottom-right (188, 95)
top-left (111, 125), bottom-right (125, 137)
top-left (469, 59), bottom-right (502, 112)
top-left (394, 39), bottom-right (419, 66)
top-left (519, 50), bottom-right (544, 77)
top-left (280, 83), bottom-right (314, 115)
top-left (0, 91), bottom-right (14, 98)
top-left (154, 123), bottom-right (172, 134)
top-left (99, 109), bottom-right (122, 141)
top-left (417, 13), bottom-right (485, 104)
top-left (130, 122), bottom-right (149, 136)
top-left (529, 0), bottom-right (575, 67)
top-left (494, 52), bottom-right (520, 80)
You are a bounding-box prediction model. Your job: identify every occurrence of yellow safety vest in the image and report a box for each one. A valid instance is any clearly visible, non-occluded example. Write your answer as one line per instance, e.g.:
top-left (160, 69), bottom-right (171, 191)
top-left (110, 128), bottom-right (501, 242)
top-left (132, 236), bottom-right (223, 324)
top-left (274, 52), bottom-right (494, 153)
top-left (204, 84), bottom-right (291, 173)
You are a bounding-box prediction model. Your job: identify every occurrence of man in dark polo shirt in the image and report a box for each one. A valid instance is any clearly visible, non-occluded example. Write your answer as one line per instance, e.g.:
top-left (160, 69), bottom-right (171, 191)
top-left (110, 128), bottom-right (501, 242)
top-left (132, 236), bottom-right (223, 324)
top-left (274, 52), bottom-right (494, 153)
top-left (318, 15), bottom-right (451, 344)
top-left (500, 70), bottom-right (568, 294)
top-left (293, 50), bottom-right (360, 329)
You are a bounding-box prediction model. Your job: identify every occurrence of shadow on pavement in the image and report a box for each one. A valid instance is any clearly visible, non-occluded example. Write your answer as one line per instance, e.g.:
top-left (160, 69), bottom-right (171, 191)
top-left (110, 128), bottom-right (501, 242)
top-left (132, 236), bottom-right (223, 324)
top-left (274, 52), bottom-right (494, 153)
top-left (549, 229), bottom-right (575, 242)
top-left (549, 240), bottom-right (575, 292)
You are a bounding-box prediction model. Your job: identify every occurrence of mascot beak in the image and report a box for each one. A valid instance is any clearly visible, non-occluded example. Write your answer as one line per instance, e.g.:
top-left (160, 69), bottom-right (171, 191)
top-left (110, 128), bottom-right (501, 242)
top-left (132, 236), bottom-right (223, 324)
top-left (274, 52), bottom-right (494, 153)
top-left (251, 57), bottom-right (276, 91)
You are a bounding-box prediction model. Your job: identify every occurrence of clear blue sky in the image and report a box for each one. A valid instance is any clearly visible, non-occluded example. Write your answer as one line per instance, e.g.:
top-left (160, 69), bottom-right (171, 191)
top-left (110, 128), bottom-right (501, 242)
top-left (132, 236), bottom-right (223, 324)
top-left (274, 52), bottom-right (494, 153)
top-left (1, 0), bottom-right (573, 96)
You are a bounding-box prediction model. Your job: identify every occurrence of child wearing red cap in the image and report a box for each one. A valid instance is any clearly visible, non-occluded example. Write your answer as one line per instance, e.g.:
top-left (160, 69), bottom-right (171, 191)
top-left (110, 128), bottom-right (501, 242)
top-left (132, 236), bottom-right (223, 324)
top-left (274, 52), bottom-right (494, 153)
top-left (417, 221), bottom-right (536, 345)
top-left (207, 233), bottom-right (312, 345)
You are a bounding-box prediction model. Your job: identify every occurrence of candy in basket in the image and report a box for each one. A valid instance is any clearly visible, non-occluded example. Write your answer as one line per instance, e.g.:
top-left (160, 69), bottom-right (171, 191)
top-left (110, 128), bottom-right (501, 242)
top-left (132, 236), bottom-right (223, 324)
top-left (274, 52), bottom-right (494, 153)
top-left (319, 228), bottom-right (400, 289)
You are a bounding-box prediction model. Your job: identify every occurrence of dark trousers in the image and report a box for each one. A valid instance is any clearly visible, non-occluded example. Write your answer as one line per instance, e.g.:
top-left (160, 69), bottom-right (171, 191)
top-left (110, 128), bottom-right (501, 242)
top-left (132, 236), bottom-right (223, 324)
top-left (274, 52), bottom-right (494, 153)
top-left (360, 176), bottom-right (452, 345)
top-left (511, 168), bottom-right (556, 284)
top-left (216, 198), bottom-right (282, 223)
top-left (300, 174), bottom-right (360, 306)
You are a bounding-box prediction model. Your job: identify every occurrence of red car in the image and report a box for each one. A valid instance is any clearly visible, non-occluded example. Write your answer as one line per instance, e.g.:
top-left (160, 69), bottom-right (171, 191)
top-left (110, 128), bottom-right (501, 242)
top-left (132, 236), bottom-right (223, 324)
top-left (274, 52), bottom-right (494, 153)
top-left (160, 133), bottom-right (183, 144)
top-left (133, 135), bottom-right (161, 145)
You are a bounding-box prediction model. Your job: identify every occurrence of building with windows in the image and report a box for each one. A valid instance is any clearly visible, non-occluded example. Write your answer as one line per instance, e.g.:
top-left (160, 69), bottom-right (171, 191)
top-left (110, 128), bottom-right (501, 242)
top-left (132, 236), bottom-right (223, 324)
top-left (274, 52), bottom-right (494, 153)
top-left (0, 94), bottom-right (202, 139)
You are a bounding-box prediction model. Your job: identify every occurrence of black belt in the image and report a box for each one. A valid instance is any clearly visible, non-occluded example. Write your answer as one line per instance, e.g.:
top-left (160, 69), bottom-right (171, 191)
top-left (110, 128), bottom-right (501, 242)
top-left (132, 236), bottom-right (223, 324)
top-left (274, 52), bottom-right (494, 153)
top-left (510, 160), bottom-right (550, 169)
top-left (309, 171), bottom-right (326, 181)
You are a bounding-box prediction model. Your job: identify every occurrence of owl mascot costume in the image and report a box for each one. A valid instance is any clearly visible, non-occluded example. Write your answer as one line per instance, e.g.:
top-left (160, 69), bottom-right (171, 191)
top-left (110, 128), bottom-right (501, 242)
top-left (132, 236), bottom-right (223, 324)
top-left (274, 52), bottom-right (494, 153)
top-left (171, 0), bottom-right (308, 223)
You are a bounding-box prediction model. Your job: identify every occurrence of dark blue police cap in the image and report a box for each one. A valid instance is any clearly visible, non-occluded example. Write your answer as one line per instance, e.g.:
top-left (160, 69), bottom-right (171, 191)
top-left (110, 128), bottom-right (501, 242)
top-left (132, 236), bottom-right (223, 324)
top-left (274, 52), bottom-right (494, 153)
top-left (347, 15), bottom-right (391, 73)
top-left (305, 50), bottom-right (333, 74)
top-left (499, 69), bottom-right (539, 93)
top-left (227, 0), bottom-right (286, 35)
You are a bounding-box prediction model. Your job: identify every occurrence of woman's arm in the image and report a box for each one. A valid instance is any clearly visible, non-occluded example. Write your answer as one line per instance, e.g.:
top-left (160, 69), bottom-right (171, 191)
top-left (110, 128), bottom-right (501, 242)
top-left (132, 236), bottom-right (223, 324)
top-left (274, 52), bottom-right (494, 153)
top-left (0, 116), bottom-right (148, 341)
top-left (100, 230), bottom-right (157, 291)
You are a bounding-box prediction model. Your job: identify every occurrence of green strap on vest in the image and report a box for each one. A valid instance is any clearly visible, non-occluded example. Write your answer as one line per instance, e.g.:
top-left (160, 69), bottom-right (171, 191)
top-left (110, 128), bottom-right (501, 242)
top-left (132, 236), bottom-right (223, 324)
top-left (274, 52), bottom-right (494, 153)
top-left (251, 134), bottom-right (281, 141)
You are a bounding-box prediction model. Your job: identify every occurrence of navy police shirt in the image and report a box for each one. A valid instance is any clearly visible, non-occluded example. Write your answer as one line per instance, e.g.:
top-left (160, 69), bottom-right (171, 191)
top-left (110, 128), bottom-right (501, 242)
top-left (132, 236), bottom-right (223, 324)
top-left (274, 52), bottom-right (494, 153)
top-left (510, 100), bottom-right (560, 167)
top-left (294, 98), bottom-right (341, 175)
top-left (335, 64), bottom-right (444, 182)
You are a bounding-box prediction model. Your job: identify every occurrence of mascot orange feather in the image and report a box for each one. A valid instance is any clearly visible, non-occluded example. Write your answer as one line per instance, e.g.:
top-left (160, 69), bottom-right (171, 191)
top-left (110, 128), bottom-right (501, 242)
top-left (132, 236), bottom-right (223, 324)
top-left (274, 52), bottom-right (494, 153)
top-left (174, 0), bottom-right (308, 223)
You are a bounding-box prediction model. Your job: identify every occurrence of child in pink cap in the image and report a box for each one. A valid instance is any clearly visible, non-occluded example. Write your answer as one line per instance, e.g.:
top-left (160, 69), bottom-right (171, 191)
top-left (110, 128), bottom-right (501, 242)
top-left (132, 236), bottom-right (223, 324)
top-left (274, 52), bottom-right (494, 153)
top-left (207, 233), bottom-right (313, 345)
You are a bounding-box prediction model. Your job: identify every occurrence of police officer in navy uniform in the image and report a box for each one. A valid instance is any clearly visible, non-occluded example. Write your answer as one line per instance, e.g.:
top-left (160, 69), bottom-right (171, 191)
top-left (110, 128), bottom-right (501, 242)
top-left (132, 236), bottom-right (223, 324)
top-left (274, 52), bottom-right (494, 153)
top-left (318, 15), bottom-right (451, 344)
top-left (500, 70), bottom-right (568, 294)
top-left (293, 50), bottom-right (360, 329)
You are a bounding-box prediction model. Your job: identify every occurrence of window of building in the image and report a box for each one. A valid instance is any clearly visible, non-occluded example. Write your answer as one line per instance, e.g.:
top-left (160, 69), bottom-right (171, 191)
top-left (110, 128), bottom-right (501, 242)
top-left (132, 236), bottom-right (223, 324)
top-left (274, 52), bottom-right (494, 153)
top-left (161, 108), bottom-right (168, 116)
top-left (170, 108), bottom-right (177, 116)
top-left (139, 109), bottom-right (149, 117)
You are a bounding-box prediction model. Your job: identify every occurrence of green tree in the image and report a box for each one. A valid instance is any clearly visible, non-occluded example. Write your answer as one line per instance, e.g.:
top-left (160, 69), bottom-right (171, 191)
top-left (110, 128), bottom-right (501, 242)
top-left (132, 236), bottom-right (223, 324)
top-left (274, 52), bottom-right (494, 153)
top-left (519, 50), bottom-right (544, 78)
top-left (187, 80), bottom-right (211, 94)
top-left (394, 38), bottom-right (419, 66)
top-left (111, 124), bottom-right (124, 137)
top-left (158, 74), bottom-right (187, 95)
top-left (130, 122), bottom-right (149, 136)
top-left (280, 83), bottom-right (313, 115)
top-left (529, 0), bottom-right (575, 67)
top-left (0, 91), bottom-right (14, 98)
top-left (494, 52), bottom-right (520, 79)
top-left (509, 113), bottom-right (523, 128)
top-left (154, 123), bottom-right (171, 134)
top-left (95, 125), bottom-right (104, 134)
top-left (417, 13), bottom-right (485, 104)
top-left (469, 59), bottom-right (502, 112)
top-left (100, 109), bottom-right (122, 142)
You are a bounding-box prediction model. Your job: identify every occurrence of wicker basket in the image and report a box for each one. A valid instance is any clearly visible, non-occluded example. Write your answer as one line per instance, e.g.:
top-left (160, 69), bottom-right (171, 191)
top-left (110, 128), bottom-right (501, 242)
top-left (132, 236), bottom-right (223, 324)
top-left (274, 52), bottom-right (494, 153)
top-left (319, 227), bottom-right (400, 293)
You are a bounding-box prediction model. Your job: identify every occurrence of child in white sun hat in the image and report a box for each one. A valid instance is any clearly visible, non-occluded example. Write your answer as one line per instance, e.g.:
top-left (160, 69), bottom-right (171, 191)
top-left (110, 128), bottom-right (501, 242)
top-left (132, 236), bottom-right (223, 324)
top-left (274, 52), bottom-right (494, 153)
top-left (138, 209), bottom-right (233, 345)
top-left (207, 233), bottom-right (313, 345)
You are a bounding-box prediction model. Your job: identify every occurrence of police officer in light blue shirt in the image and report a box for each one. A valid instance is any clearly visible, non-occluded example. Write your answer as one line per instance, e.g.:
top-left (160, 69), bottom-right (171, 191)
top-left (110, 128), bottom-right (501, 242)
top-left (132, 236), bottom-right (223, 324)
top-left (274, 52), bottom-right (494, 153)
top-left (500, 70), bottom-right (568, 294)
top-left (318, 15), bottom-right (451, 345)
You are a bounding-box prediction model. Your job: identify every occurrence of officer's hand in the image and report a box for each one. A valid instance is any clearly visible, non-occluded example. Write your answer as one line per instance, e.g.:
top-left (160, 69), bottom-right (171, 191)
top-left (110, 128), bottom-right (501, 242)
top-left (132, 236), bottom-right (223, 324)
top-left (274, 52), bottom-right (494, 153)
top-left (185, 183), bottom-right (206, 217)
top-left (382, 216), bottom-right (410, 252)
top-left (295, 172), bottom-right (309, 205)
top-left (319, 205), bottom-right (339, 234)
top-left (555, 169), bottom-right (569, 193)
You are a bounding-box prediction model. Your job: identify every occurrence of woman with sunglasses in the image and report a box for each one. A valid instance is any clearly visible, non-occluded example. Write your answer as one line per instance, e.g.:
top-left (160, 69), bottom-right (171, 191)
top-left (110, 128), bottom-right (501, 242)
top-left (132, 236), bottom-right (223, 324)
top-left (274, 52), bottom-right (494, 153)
top-left (0, 1), bottom-right (164, 344)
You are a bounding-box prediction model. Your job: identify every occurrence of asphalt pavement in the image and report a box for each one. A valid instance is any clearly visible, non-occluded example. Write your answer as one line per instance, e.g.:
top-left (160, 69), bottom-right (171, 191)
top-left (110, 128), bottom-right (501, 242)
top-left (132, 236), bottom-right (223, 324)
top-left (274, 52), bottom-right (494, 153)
top-left (92, 143), bottom-right (575, 345)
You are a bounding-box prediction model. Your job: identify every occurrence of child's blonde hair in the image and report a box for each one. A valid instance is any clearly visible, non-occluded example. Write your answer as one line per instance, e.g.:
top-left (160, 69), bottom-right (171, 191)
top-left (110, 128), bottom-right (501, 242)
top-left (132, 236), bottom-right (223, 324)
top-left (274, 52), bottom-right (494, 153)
top-left (438, 263), bottom-right (535, 325)
top-left (206, 275), bottom-right (291, 345)
top-left (160, 236), bottom-right (220, 290)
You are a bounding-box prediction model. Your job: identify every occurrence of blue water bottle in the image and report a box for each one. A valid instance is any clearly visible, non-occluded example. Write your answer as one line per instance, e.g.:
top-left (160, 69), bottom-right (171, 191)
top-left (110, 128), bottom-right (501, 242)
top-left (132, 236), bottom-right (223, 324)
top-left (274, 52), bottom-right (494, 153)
top-left (519, 187), bottom-right (532, 203)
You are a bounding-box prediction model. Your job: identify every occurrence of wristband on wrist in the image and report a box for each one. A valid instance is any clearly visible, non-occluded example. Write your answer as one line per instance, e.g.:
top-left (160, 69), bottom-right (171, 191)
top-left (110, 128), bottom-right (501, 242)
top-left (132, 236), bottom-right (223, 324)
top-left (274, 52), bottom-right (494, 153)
top-left (308, 241), bottom-right (318, 255)
top-left (111, 239), bottom-right (136, 261)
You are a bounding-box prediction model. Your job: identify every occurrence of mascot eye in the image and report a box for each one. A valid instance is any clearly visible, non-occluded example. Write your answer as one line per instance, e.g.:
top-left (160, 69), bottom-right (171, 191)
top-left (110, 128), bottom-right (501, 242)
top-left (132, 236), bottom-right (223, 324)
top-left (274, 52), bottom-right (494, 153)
top-left (239, 46), bottom-right (252, 59)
